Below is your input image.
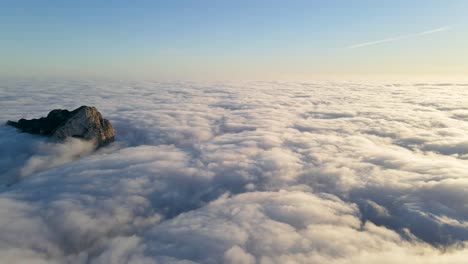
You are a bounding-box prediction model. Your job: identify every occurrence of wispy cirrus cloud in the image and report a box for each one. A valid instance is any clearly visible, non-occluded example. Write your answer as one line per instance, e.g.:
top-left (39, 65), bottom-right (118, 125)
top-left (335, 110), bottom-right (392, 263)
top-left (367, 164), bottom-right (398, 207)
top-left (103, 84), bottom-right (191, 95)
top-left (347, 26), bottom-right (452, 49)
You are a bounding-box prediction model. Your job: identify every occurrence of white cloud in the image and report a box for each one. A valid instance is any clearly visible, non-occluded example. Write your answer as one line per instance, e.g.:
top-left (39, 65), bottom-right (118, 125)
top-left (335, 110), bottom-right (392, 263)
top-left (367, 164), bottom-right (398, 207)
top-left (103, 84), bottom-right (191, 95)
top-left (0, 80), bottom-right (468, 262)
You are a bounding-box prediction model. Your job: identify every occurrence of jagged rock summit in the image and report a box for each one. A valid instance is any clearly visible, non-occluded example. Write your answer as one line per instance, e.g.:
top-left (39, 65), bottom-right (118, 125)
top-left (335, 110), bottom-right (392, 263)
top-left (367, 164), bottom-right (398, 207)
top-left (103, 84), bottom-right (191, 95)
top-left (6, 106), bottom-right (115, 148)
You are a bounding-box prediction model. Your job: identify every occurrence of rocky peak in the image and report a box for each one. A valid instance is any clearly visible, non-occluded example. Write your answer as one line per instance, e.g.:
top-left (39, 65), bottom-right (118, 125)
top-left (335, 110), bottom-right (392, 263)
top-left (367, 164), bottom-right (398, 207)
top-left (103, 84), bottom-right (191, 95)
top-left (6, 106), bottom-right (115, 148)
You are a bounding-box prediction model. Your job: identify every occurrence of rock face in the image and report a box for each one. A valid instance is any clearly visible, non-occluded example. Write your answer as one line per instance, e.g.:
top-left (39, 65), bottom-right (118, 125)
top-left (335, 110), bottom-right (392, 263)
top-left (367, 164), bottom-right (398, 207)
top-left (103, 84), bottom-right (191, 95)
top-left (6, 106), bottom-right (115, 148)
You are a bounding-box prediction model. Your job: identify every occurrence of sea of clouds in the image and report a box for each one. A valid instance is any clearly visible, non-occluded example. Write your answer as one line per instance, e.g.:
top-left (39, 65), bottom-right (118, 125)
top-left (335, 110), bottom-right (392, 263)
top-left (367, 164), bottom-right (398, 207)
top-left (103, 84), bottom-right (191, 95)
top-left (1, 79), bottom-right (468, 263)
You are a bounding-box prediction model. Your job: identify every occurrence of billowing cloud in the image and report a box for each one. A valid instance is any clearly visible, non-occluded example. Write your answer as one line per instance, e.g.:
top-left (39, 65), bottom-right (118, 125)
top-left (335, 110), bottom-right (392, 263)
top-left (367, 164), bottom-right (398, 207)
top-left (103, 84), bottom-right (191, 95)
top-left (0, 80), bottom-right (468, 263)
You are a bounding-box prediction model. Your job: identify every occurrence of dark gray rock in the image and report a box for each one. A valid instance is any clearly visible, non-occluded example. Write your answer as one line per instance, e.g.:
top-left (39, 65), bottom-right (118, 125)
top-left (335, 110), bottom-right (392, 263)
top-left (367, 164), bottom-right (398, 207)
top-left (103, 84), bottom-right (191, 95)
top-left (6, 106), bottom-right (115, 148)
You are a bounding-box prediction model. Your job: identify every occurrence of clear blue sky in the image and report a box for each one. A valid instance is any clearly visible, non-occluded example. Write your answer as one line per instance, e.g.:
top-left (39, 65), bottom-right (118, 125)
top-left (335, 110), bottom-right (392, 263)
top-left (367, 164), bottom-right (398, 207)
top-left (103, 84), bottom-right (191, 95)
top-left (1, 0), bottom-right (467, 80)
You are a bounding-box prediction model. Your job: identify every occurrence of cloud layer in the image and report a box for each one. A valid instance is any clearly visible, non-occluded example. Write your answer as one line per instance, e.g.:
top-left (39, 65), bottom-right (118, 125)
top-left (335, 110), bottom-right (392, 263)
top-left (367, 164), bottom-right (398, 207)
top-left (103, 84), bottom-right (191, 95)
top-left (1, 80), bottom-right (468, 263)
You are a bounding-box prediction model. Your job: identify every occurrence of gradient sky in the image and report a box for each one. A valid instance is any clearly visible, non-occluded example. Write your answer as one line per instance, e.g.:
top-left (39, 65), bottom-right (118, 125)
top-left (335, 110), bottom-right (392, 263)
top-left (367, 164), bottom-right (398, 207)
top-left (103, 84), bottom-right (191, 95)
top-left (1, 0), bottom-right (467, 80)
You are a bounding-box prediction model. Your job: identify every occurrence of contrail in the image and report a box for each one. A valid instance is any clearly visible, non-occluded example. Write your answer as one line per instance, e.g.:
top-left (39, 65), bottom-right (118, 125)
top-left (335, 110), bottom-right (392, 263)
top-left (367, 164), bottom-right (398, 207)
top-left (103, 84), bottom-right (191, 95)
top-left (347, 26), bottom-right (452, 49)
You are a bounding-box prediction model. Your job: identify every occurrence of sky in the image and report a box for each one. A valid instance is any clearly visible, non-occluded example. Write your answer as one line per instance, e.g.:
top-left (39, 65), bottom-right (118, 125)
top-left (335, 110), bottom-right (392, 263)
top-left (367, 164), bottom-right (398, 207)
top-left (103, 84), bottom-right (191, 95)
top-left (1, 0), bottom-right (467, 80)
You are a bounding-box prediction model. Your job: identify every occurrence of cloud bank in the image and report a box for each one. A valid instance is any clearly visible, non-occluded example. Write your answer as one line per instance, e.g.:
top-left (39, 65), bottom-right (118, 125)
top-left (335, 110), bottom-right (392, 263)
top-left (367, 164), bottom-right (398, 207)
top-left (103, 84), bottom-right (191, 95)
top-left (1, 79), bottom-right (468, 263)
